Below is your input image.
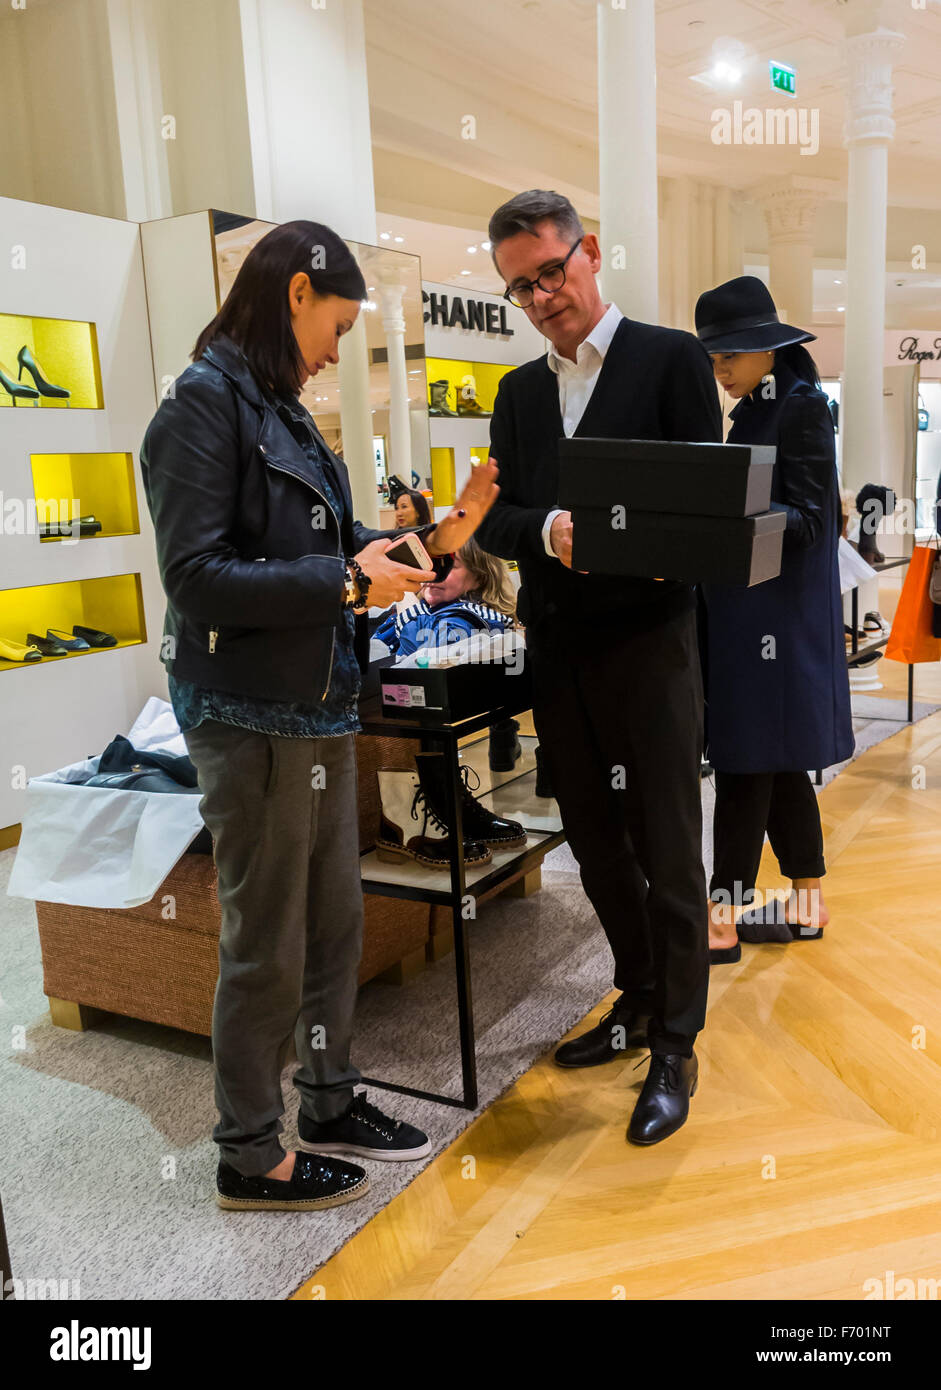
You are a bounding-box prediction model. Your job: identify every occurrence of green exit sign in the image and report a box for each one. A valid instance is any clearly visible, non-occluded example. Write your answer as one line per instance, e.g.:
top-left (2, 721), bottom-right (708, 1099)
top-left (770, 61), bottom-right (796, 97)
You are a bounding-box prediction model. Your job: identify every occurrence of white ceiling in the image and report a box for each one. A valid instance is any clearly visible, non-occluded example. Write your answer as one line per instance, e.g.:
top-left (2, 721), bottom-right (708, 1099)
top-left (364, 0), bottom-right (941, 204)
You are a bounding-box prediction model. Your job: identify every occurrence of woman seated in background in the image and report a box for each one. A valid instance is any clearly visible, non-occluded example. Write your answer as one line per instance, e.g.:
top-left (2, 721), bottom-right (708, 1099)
top-left (374, 538), bottom-right (526, 776)
top-left (374, 535), bottom-right (515, 655)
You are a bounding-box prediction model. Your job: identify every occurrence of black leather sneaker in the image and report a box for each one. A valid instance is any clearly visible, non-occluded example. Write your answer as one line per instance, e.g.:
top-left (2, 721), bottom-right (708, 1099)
top-left (215, 1150), bottom-right (368, 1211)
top-left (297, 1092), bottom-right (431, 1162)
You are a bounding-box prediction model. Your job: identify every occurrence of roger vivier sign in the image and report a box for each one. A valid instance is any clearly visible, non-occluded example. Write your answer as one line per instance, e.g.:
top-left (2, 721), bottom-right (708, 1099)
top-left (422, 290), bottom-right (514, 337)
top-left (896, 335), bottom-right (941, 363)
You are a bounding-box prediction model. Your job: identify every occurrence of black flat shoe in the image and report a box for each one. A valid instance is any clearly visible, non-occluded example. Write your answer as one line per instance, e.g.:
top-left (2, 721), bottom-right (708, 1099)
top-left (628, 1052), bottom-right (698, 1146)
top-left (27, 632), bottom-right (70, 656)
top-left (216, 1150), bottom-right (368, 1211)
top-left (46, 628), bottom-right (90, 651)
top-left (709, 943), bottom-right (742, 964)
top-left (72, 624), bottom-right (117, 647)
top-left (555, 998), bottom-right (651, 1068)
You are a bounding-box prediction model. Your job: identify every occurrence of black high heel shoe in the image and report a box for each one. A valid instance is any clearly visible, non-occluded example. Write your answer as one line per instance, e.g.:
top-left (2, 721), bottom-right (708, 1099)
top-left (0, 361), bottom-right (40, 406)
top-left (17, 346), bottom-right (70, 404)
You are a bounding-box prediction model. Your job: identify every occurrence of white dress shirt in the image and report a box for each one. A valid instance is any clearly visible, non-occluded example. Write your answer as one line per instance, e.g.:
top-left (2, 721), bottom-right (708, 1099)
top-left (541, 302), bottom-right (624, 556)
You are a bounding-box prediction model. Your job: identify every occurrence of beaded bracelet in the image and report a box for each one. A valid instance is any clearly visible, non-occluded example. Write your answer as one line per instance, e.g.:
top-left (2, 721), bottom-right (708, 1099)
top-left (347, 555), bottom-right (372, 611)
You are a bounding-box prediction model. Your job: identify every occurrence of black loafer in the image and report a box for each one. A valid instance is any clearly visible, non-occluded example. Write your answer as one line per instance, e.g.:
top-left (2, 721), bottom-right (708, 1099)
top-left (72, 624), bottom-right (117, 647)
top-left (628, 1052), bottom-right (698, 1146)
top-left (216, 1150), bottom-right (368, 1211)
top-left (298, 1092), bottom-right (431, 1162)
top-left (27, 632), bottom-right (70, 656)
top-left (709, 943), bottom-right (742, 964)
top-left (555, 998), bottom-right (651, 1068)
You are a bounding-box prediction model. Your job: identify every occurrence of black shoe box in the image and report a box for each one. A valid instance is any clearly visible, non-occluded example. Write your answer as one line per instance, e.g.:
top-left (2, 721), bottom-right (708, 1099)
top-left (379, 653), bottom-right (531, 724)
top-left (571, 509), bottom-right (786, 587)
top-left (558, 438), bottom-right (776, 517)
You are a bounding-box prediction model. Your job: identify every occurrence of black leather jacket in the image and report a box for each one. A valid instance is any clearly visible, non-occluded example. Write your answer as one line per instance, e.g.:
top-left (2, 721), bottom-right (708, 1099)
top-left (140, 334), bottom-right (445, 703)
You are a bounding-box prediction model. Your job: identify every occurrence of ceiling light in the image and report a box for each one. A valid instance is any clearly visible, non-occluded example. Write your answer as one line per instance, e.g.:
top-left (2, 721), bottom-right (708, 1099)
top-left (380, 232), bottom-right (391, 240)
top-left (460, 269), bottom-right (472, 275)
top-left (712, 60), bottom-right (741, 84)
top-left (837, 306), bottom-right (845, 312)
top-left (394, 236), bottom-right (404, 243)
top-left (834, 278), bottom-right (843, 285)
top-left (481, 240), bottom-right (492, 251)
top-left (467, 245), bottom-right (478, 253)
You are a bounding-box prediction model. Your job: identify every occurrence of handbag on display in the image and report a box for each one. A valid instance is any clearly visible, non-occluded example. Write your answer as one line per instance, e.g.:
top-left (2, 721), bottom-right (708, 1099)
top-left (917, 395), bottom-right (930, 432)
top-left (884, 544), bottom-right (941, 664)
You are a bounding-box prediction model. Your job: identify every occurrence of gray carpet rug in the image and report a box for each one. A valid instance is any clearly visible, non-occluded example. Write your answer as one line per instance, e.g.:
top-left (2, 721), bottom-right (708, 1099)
top-left (1, 693), bottom-right (936, 1301)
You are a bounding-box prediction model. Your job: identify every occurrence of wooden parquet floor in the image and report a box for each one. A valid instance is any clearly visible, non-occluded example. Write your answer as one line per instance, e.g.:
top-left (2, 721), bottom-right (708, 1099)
top-left (294, 631), bottom-right (941, 1301)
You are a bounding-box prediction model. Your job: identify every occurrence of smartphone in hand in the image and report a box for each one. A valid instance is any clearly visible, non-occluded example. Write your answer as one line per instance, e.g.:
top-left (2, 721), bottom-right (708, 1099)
top-left (384, 532), bottom-right (434, 571)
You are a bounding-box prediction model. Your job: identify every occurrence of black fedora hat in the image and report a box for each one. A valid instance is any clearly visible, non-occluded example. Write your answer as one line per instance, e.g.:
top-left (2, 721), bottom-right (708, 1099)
top-left (695, 275), bottom-right (816, 353)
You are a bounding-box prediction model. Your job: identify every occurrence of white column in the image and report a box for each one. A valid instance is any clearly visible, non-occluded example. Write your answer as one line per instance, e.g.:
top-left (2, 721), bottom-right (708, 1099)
top-left (237, 0), bottom-right (377, 242)
top-left (756, 179), bottom-right (830, 326)
top-left (378, 275), bottom-right (411, 483)
top-left (338, 313), bottom-right (379, 530)
top-left (596, 0), bottom-right (658, 320)
top-left (104, 0), bottom-right (172, 221)
top-left (841, 26), bottom-right (904, 492)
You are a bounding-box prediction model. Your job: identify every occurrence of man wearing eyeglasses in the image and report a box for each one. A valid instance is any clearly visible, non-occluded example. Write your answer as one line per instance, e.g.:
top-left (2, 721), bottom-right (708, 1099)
top-left (475, 190), bottom-right (722, 1146)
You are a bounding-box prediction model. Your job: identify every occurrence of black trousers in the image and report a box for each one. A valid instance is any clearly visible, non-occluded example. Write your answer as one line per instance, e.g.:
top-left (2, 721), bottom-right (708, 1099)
top-left (710, 769), bottom-right (826, 904)
top-left (530, 606), bottom-right (708, 1056)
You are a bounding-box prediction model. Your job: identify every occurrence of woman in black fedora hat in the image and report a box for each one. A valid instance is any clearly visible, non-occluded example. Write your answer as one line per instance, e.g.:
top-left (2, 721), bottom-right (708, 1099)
top-left (694, 276), bottom-right (853, 962)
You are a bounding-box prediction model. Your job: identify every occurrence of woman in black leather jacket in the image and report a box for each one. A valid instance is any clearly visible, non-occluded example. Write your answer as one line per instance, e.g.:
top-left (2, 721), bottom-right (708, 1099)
top-left (693, 277), bottom-right (853, 963)
top-left (140, 220), bottom-right (497, 1211)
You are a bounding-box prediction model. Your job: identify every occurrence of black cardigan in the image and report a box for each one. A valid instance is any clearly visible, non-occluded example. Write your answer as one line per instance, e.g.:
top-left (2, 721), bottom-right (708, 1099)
top-left (475, 316), bottom-right (722, 644)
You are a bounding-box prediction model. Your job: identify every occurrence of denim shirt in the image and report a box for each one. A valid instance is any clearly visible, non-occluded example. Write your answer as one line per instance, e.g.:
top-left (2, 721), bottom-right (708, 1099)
top-left (169, 390), bottom-right (361, 740)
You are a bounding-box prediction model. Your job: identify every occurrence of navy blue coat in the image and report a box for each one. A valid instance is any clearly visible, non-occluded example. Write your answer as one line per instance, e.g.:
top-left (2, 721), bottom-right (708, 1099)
top-left (702, 362), bottom-right (854, 773)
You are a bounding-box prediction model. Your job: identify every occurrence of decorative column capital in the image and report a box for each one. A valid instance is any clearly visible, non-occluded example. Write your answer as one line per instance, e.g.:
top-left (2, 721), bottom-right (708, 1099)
top-left (842, 28), bottom-right (905, 148)
top-left (754, 178), bottom-right (834, 245)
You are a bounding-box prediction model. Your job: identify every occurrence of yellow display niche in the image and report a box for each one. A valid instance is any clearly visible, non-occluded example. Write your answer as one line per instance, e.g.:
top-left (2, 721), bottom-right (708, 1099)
top-left (0, 312), bottom-right (103, 410)
top-left (426, 357), bottom-right (515, 418)
top-left (30, 453), bottom-right (140, 542)
top-left (0, 573), bottom-right (146, 671)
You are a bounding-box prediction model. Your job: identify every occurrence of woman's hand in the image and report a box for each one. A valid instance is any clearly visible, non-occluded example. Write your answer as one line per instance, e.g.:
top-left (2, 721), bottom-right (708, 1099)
top-left (425, 457), bottom-right (499, 556)
top-left (352, 538), bottom-right (436, 610)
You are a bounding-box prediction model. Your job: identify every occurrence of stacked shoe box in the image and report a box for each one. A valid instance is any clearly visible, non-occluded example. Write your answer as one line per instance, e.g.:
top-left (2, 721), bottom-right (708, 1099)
top-left (558, 439), bottom-right (785, 585)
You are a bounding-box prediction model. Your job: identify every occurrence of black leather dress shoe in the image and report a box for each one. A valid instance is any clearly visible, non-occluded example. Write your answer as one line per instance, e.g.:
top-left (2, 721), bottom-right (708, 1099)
top-left (628, 1052), bottom-right (698, 1146)
top-left (555, 998), bottom-right (651, 1069)
top-left (215, 1150), bottom-right (369, 1211)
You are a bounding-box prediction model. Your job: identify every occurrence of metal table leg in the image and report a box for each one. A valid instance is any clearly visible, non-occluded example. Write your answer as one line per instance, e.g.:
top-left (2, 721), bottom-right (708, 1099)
top-left (442, 731), bottom-right (478, 1109)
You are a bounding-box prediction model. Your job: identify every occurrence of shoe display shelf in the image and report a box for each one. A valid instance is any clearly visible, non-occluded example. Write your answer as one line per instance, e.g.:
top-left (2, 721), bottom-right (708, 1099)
top-left (30, 452), bottom-right (140, 543)
top-left (0, 195), bottom-right (168, 840)
top-left (357, 688), bottom-right (564, 1111)
top-left (0, 311), bottom-right (103, 410)
top-left (426, 356), bottom-right (515, 509)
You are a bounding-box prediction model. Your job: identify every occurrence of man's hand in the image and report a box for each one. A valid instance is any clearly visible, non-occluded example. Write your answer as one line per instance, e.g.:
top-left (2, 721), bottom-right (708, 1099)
top-left (549, 510), bottom-right (589, 573)
top-left (550, 511), bottom-right (575, 567)
top-left (425, 457), bottom-right (499, 556)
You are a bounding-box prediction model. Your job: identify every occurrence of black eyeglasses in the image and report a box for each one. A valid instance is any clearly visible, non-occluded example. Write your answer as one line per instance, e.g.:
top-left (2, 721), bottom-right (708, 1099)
top-left (503, 238), bottom-right (582, 309)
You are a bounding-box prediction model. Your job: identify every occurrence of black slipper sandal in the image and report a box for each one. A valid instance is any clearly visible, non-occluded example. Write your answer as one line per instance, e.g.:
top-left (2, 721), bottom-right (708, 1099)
top-left (737, 904), bottom-right (824, 943)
